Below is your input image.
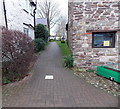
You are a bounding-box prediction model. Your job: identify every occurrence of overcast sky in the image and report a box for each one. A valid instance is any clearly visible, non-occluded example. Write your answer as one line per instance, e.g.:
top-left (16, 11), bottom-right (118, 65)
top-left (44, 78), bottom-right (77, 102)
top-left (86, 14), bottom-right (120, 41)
top-left (51, 0), bottom-right (68, 35)
top-left (49, 0), bottom-right (68, 35)
top-left (54, 0), bottom-right (68, 17)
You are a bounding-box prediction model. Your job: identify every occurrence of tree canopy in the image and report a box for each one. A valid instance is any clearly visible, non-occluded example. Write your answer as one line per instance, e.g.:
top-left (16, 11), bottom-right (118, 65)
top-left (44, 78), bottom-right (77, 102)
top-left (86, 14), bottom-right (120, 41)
top-left (35, 24), bottom-right (50, 40)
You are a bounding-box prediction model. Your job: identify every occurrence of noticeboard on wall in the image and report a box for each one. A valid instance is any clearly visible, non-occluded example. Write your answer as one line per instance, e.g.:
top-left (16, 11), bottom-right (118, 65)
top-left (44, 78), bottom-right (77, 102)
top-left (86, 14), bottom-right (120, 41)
top-left (92, 32), bottom-right (116, 48)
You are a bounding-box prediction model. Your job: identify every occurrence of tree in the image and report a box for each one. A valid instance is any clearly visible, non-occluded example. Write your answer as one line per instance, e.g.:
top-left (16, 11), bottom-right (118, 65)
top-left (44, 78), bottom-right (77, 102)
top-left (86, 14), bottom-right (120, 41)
top-left (35, 24), bottom-right (49, 40)
top-left (55, 16), bottom-right (67, 38)
top-left (37, 0), bottom-right (61, 34)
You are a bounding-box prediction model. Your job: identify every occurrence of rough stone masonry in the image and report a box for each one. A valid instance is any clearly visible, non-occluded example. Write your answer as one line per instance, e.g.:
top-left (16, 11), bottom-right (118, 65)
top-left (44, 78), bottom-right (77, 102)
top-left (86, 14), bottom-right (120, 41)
top-left (68, 0), bottom-right (120, 69)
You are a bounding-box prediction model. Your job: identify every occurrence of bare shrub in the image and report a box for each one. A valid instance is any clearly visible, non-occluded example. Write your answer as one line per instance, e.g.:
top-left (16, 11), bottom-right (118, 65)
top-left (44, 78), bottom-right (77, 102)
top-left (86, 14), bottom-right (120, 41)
top-left (2, 28), bottom-right (35, 84)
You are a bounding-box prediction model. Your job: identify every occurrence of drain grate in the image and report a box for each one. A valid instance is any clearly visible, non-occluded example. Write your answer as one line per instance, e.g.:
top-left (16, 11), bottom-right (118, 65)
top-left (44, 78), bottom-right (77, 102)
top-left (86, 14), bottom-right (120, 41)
top-left (45, 75), bottom-right (54, 80)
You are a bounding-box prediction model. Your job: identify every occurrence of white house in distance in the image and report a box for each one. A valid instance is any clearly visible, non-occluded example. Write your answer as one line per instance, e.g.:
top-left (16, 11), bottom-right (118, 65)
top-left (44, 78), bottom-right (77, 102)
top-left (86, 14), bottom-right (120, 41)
top-left (1, 0), bottom-right (36, 39)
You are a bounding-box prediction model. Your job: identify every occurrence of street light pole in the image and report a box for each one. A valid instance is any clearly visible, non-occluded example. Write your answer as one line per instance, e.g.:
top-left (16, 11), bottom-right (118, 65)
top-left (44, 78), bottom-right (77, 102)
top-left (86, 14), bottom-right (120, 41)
top-left (3, 0), bottom-right (8, 28)
top-left (33, 0), bottom-right (37, 38)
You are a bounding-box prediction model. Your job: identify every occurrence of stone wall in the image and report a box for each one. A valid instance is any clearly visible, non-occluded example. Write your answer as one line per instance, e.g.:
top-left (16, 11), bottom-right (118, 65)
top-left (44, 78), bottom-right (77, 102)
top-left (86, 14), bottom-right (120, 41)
top-left (2, 0), bottom-right (35, 39)
top-left (68, 0), bottom-right (120, 69)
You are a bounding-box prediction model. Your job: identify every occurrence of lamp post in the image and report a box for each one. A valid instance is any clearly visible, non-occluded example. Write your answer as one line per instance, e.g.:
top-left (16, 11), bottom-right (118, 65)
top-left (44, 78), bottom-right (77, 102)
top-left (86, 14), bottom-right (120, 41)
top-left (3, 0), bottom-right (8, 28)
top-left (33, 0), bottom-right (37, 38)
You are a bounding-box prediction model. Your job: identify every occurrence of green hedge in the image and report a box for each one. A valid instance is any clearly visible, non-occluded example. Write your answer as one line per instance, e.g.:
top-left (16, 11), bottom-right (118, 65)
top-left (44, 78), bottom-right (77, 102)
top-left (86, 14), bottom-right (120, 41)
top-left (35, 24), bottom-right (49, 41)
top-left (34, 38), bottom-right (47, 53)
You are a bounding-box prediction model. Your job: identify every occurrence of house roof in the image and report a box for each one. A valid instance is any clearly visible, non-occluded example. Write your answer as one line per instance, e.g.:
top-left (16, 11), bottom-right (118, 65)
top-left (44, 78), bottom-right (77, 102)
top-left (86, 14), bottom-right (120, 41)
top-left (35, 18), bottom-right (47, 26)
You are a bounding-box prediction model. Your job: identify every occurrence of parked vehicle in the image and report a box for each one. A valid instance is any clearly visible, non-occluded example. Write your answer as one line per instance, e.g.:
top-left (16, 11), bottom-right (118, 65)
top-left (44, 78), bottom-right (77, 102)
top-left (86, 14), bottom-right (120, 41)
top-left (49, 36), bottom-right (54, 41)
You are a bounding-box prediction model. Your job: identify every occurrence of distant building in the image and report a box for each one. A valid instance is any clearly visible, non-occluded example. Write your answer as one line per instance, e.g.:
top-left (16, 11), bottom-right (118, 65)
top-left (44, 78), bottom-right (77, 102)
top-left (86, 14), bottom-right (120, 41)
top-left (1, 0), bottom-right (36, 39)
top-left (35, 18), bottom-right (48, 27)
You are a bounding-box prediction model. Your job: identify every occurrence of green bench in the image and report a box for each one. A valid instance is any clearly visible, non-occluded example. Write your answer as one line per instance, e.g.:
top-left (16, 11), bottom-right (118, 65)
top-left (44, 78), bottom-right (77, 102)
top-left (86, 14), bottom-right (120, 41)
top-left (96, 66), bottom-right (120, 83)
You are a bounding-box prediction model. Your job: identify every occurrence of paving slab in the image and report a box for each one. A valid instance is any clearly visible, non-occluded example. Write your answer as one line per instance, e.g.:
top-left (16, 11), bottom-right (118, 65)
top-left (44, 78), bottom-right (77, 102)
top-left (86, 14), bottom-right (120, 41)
top-left (2, 42), bottom-right (118, 107)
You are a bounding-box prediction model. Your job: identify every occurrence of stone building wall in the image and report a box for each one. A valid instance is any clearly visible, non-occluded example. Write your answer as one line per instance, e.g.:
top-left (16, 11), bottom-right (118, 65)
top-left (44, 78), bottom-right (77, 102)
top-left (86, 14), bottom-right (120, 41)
top-left (68, 0), bottom-right (120, 69)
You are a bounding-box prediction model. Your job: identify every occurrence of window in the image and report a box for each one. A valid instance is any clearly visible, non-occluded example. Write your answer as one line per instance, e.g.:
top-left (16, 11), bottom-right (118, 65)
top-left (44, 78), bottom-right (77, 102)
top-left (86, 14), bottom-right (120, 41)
top-left (23, 28), bottom-right (29, 36)
top-left (92, 32), bottom-right (116, 48)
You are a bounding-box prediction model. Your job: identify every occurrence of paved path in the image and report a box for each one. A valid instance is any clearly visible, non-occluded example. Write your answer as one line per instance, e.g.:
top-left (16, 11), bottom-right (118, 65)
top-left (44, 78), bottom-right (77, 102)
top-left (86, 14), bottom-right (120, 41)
top-left (3, 42), bottom-right (118, 107)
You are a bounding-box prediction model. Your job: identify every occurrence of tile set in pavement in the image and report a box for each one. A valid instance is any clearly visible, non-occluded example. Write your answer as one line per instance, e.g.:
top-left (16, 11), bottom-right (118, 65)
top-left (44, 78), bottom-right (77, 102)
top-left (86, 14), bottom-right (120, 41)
top-left (2, 42), bottom-right (118, 107)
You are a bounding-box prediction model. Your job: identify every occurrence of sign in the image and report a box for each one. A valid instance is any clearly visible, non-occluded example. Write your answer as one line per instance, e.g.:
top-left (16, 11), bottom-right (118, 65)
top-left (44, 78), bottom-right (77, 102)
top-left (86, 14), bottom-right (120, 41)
top-left (104, 41), bottom-right (110, 46)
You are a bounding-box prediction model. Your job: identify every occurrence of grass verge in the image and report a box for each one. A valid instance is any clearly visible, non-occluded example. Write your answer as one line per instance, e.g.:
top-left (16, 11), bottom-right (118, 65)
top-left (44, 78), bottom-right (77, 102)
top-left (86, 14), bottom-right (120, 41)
top-left (56, 41), bottom-right (73, 68)
top-left (56, 41), bottom-right (71, 56)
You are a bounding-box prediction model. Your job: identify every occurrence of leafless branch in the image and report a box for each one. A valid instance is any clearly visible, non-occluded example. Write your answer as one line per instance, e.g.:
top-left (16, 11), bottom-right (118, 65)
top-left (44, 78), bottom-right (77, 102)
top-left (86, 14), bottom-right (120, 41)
top-left (37, 0), bottom-right (61, 33)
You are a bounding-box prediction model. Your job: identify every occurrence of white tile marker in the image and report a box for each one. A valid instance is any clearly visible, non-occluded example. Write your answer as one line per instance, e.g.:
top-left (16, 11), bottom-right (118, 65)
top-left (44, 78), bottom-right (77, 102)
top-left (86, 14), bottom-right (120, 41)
top-left (45, 75), bottom-right (54, 80)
